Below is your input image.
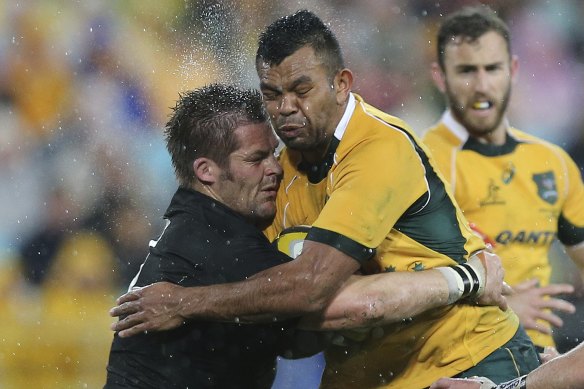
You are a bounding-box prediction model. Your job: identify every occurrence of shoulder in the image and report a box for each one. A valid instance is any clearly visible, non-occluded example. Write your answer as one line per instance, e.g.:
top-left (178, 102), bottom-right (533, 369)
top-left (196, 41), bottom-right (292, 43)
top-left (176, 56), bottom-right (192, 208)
top-left (422, 122), bottom-right (463, 150)
top-left (511, 128), bottom-right (574, 161)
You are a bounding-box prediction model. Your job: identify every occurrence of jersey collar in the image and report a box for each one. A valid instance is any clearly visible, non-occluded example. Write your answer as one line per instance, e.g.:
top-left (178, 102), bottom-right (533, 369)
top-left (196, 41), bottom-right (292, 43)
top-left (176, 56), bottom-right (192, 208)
top-left (334, 92), bottom-right (356, 142)
top-left (441, 110), bottom-right (519, 156)
top-left (441, 110), bottom-right (470, 143)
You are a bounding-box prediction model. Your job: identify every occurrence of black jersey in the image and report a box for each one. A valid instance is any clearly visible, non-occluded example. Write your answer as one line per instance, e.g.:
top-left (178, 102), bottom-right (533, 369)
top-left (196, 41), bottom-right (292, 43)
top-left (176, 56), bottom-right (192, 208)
top-left (105, 188), bottom-right (299, 389)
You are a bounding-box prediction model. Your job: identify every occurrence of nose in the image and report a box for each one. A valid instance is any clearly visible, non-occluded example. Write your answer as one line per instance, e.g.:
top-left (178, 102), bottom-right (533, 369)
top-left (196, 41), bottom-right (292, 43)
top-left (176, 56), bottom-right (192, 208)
top-left (265, 154), bottom-right (283, 178)
top-left (278, 93), bottom-right (298, 116)
top-left (474, 69), bottom-right (490, 93)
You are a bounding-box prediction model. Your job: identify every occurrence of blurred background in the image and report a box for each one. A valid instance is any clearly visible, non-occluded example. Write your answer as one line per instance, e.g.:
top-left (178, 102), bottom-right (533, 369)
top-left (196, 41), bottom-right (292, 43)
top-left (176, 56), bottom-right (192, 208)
top-left (1, 0), bottom-right (583, 387)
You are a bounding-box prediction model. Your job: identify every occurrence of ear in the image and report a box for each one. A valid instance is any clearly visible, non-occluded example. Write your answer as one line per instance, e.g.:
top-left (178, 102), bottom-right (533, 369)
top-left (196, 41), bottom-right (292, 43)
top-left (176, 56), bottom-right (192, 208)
top-left (431, 62), bottom-right (447, 93)
top-left (334, 68), bottom-right (353, 105)
top-left (193, 157), bottom-right (219, 185)
top-left (510, 55), bottom-right (519, 85)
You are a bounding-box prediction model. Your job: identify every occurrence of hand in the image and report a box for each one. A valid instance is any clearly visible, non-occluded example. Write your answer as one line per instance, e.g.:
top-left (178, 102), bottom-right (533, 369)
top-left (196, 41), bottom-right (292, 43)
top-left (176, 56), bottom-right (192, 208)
top-left (430, 377), bottom-right (487, 389)
top-left (109, 282), bottom-right (188, 337)
top-left (539, 346), bottom-right (561, 364)
top-left (472, 251), bottom-right (512, 311)
top-left (507, 279), bottom-right (575, 334)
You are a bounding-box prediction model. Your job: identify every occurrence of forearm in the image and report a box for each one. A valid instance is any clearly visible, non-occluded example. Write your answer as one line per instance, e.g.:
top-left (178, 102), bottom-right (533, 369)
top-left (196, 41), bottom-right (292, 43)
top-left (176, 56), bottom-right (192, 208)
top-left (178, 242), bottom-right (360, 322)
top-left (299, 269), bottom-right (450, 330)
top-left (300, 270), bottom-right (448, 330)
top-left (525, 342), bottom-right (584, 389)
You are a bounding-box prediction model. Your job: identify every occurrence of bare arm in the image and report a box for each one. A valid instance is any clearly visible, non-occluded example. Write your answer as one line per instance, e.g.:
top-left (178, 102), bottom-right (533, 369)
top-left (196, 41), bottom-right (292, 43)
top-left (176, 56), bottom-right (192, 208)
top-left (111, 240), bottom-right (360, 337)
top-left (298, 270), bottom-right (450, 330)
top-left (300, 251), bottom-right (510, 330)
top-left (526, 341), bottom-right (584, 389)
top-left (111, 248), bottom-right (509, 336)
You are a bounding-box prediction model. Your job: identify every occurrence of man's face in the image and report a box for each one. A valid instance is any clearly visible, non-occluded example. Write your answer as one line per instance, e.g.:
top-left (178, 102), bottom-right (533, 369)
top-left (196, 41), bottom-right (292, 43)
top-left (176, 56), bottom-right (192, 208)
top-left (440, 31), bottom-right (517, 138)
top-left (258, 46), bottom-right (340, 157)
top-left (216, 122), bottom-right (282, 229)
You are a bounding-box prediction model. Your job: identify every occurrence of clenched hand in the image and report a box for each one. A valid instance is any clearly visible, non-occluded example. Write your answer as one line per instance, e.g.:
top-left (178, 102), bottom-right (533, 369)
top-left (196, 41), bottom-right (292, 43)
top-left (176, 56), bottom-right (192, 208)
top-left (110, 282), bottom-right (189, 338)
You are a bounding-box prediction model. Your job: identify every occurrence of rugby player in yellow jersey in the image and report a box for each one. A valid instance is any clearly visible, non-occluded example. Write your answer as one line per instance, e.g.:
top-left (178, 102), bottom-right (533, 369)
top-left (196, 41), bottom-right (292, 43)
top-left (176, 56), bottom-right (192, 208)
top-left (423, 5), bottom-right (584, 352)
top-left (110, 10), bottom-right (540, 388)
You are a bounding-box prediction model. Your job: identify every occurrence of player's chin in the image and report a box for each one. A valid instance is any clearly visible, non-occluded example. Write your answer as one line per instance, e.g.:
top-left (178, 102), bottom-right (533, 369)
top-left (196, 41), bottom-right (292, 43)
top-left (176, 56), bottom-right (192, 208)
top-left (256, 199), bottom-right (277, 219)
top-left (280, 136), bottom-right (312, 150)
top-left (254, 204), bottom-right (277, 230)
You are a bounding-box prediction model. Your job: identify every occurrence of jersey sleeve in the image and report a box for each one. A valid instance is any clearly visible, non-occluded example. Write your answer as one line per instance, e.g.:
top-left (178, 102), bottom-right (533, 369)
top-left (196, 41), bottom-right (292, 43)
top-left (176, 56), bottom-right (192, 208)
top-left (557, 149), bottom-right (584, 246)
top-left (309, 132), bottom-right (427, 259)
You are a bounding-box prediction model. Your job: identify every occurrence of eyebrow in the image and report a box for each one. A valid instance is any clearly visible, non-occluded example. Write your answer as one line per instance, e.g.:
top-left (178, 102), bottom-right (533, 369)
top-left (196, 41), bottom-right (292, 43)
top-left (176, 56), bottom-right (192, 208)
top-left (260, 75), bottom-right (313, 92)
top-left (455, 60), bottom-right (504, 70)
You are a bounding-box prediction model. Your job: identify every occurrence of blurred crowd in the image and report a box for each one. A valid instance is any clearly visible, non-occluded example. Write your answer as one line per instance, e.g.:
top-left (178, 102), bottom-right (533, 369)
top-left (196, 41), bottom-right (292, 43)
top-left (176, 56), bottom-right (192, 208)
top-left (1, 0), bottom-right (583, 387)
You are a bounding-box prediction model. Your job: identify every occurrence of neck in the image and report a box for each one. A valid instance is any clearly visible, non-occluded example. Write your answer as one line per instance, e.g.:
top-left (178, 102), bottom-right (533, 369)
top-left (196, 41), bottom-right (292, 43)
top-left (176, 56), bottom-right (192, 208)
top-left (194, 183), bottom-right (223, 203)
top-left (302, 101), bottom-right (347, 163)
top-left (301, 136), bottom-right (334, 164)
top-left (469, 126), bottom-right (507, 146)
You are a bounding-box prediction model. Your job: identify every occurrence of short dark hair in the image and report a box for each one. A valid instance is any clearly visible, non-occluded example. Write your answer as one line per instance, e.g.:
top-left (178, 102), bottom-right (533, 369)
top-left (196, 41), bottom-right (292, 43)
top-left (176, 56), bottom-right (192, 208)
top-left (255, 9), bottom-right (345, 80)
top-left (164, 83), bottom-right (268, 188)
top-left (437, 6), bottom-right (511, 70)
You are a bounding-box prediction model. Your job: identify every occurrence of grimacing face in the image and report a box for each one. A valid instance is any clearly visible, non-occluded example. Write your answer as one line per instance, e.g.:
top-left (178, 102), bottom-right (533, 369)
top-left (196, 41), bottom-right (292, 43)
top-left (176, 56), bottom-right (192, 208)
top-left (440, 31), bottom-right (517, 140)
top-left (258, 46), bottom-right (341, 159)
top-left (215, 122), bottom-right (282, 229)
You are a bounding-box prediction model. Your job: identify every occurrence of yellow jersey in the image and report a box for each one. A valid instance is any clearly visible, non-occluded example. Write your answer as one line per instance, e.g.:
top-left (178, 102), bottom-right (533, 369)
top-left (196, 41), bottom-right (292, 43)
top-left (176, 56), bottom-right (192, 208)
top-left (266, 95), bottom-right (519, 389)
top-left (423, 111), bottom-right (584, 347)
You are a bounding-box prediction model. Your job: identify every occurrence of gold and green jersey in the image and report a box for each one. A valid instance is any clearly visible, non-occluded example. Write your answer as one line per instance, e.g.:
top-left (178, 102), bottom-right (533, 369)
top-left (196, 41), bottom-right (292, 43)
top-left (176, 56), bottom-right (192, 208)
top-left (265, 95), bottom-right (519, 389)
top-left (423, 111), bottom-right (584, 347)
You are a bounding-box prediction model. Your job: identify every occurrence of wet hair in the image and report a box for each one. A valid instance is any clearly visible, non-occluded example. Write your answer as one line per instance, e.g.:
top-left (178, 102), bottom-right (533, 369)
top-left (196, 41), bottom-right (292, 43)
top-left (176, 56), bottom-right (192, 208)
top-left (437, 6), bottom-right (511, 70)
top-left (255, 9), bottom-right (345, 80)
top-left (164, 83), bottom-right (268, 188)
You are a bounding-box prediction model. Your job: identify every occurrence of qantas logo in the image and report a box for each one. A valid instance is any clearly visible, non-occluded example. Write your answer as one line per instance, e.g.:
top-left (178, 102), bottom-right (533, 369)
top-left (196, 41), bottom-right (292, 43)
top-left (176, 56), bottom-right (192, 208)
top-left (495, 230), bottom-right (556, 245)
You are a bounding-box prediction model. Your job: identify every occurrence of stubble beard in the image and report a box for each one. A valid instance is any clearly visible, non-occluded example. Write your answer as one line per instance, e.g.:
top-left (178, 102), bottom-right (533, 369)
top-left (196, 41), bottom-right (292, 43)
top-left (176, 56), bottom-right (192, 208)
top-left (447, 84), bottom-right (512, 138)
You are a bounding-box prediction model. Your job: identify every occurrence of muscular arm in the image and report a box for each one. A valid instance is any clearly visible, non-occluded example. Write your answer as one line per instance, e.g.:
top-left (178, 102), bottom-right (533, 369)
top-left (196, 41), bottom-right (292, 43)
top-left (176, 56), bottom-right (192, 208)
top-left (300, 251), bottom-right (508, 330)
top-left (111, 249), bottom-right (508, 336)
top-left (298, 269), bottom-right (450, 330)
top-left (111, 240), bottom-right (360, 336)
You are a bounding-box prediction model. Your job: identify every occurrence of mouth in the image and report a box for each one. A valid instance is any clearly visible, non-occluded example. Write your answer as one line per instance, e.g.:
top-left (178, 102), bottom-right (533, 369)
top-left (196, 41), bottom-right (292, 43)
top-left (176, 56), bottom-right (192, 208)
top-left (471, 101), bottom-right (493, 111)
top-left (278, 123), bottom-right (305, 137)
top-left (262, 183), bottom-right (280, 198)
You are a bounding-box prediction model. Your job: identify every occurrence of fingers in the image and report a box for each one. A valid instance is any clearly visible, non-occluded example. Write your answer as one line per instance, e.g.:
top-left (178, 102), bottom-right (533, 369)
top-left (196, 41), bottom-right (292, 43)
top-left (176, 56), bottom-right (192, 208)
top-left (110, 311), bottom-right (142, 331)
top-left (539, 346), bottom-right (560, 363)
top-left (534, 310), bottom-right (565, 329)
top-left (496, 295), bottom-right (508, 312)
top-left (513, 278), bottom-right (540, 292)
top-left (116, 289), bottom-right (142, 305)
top-left (109, 300), bottom-right (140, 318)
top-left (538, 297), bottom-right (576, 314)
top-left (537, 283), bottom-right (575, 296)
top-left (502, 282), bottom-right (513, 296)
top-left (523, 319), bottom-right (553, 335)
top-left (116, 322), bottom-right (149, 338)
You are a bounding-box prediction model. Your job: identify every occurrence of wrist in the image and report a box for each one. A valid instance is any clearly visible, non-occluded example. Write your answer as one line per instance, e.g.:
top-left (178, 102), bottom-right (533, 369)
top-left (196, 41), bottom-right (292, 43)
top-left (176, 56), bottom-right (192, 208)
top-left (176, 286), bottom-right (196, 320)
top-left (436, 255), bottom-right (485, 304)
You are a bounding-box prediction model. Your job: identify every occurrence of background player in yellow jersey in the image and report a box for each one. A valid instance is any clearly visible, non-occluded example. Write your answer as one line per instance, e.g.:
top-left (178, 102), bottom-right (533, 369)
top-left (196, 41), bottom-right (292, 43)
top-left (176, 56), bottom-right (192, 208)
top-left (423, 5), bottom-right (584, 352)
top-left (110, 10), bottom-right (539, 388)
